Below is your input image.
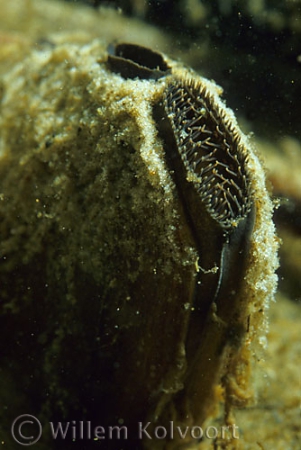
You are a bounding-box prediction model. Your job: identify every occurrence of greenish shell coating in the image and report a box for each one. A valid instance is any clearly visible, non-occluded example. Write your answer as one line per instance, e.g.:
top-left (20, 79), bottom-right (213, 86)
top-left (0, 37), bottom-right (278, 450)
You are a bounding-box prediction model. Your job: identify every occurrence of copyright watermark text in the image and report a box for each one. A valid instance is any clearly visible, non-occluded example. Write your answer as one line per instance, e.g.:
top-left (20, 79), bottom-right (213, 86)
top-left (11, 415), bottom-right (239, 446)
top-left (11, 415), bottom-right (42, 446)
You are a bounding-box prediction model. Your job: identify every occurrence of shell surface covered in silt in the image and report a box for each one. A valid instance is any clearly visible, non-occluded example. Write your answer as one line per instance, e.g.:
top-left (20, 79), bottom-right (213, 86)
top-left (0, 39), bottom-right (278, 449)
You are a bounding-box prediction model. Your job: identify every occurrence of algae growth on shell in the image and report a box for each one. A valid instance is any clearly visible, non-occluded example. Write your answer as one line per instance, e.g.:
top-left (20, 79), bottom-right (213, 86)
top-left (0, 33), bottom-right (278, 450)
